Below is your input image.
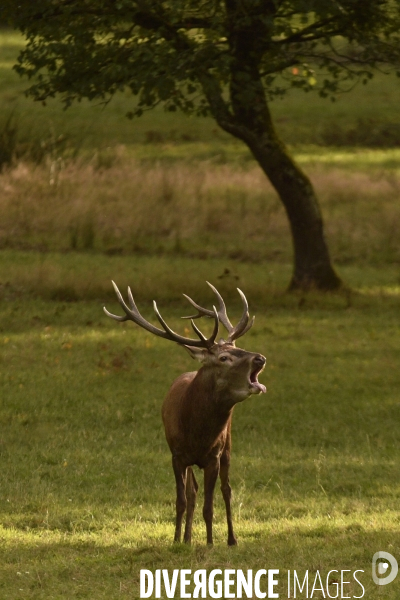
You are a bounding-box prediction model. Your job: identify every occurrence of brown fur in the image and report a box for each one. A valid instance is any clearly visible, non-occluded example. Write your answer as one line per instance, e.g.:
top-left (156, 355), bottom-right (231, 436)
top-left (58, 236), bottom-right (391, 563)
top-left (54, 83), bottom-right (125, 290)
top-left (104, 281), bottom-right (266, 545)
top-left (162, 342), bottom-right (266, 545)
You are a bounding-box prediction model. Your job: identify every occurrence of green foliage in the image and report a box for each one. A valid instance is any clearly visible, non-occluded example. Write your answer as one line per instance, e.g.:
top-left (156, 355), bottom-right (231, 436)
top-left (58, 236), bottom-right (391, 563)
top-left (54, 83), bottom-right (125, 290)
top-left (1, 31), bottom-right (400, 151)
top-left (3, 1), bottom-right (400, 117)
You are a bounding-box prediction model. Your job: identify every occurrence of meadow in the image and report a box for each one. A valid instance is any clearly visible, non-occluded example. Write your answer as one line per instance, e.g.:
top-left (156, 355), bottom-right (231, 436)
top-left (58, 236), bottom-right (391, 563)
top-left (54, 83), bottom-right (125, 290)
top-left (1, 30), bottom-right (400, 599)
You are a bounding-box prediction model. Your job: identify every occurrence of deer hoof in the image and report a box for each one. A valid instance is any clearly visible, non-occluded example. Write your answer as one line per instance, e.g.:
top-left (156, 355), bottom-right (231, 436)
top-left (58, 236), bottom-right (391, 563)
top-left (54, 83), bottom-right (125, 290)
top-left (228, 536), bottom-right (238, 546)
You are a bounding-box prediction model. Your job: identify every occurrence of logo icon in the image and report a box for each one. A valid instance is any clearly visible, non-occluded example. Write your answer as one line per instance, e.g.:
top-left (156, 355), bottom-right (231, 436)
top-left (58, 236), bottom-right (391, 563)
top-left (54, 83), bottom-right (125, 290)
top-left (372, 551), bottom-right (398, 586)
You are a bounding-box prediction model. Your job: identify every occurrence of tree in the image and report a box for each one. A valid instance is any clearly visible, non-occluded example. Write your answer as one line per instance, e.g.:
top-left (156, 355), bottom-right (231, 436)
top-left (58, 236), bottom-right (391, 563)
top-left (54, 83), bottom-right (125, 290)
top-left (3, 1), bottom-right (400, 290)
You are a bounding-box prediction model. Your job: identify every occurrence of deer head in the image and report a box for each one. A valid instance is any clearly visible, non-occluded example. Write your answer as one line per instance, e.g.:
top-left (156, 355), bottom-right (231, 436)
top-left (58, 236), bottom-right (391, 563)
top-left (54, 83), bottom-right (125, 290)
top-left (104, 281), bottom-right (266, 399)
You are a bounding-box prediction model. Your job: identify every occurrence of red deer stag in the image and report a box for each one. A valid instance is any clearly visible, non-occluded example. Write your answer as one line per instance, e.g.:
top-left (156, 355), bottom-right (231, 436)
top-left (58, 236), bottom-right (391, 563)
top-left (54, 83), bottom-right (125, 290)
top-left (104, 281), bottom-right (266, 546)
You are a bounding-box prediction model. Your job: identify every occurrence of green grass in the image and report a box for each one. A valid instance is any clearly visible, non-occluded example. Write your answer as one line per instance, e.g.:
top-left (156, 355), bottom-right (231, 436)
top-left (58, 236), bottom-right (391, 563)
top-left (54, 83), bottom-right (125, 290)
top-left (0, 250), bottom-right (399, 305)
top-left (1, 257), bottom-right (400, 598)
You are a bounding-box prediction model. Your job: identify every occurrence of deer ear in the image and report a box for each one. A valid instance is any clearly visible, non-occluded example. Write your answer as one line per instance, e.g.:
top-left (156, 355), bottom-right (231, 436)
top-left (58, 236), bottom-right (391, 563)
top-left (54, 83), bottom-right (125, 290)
top-left (182, 345), bottom-right (208, 362)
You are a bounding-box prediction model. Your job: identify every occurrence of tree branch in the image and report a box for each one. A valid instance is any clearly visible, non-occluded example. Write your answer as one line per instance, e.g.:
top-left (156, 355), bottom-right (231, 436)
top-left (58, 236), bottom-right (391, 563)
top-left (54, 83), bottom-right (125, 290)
top-left (21, 2), bottom-right (213, 32)
top-left (273, 16), bottom-right (341, 45)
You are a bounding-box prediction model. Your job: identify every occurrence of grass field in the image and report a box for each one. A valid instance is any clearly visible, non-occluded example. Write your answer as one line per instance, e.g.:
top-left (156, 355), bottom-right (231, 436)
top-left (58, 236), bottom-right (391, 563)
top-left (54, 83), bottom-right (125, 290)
top-left (1, 278), bottom-right (400, 599)
top-left (0, 28), bottom-right (400, 600)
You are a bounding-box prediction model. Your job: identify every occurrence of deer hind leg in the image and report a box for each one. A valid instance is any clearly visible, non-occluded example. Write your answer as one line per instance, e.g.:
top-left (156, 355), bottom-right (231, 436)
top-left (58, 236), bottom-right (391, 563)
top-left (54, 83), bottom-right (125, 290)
top-left (220, 451), bottom-right (238, 546)
top-left (203, 459), bottom-right (220, 546)
top-left (172, 456), bottom-right (187, 543)
top-left (183, 467), bottom-right (198, 544)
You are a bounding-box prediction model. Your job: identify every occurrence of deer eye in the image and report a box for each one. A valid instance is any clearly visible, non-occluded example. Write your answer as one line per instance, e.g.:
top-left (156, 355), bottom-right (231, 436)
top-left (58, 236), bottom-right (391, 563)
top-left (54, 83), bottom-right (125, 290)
top-left (219, 355), bottom-right (228, 362)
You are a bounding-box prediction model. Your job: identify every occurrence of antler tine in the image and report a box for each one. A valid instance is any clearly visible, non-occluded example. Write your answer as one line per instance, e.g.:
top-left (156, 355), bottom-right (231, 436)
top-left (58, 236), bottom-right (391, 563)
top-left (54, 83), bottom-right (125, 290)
top-left (191, 307), bottom-right (219, 347)
top-left (104, 281), bottom-right (219, 348)
top-left (227, 288), bottom-right (254, 343)
top-left (181, 282), bottom-right (254, 343)
top-left (153, 302), bottom-right (219, 348)
top-left (104, 281), bottom-right (167, 336)
top-left (206, 281), bottom-right (234, 332)
top-left (182, 286), bottom-right (234, 331)
top-left (181, 293), bottom-right (215, 320)
top-left (190, 318), bottom-right (208, 343)
top-left (236, 315), bottom-right (255, 339)
top-left (103, 281), bottom-right (133, 322)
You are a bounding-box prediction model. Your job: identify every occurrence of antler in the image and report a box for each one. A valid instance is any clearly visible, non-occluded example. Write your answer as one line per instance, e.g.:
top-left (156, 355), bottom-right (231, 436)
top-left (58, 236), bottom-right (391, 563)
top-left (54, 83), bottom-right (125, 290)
top-left (104, 281), bottom-right (219, 348)
top-left (182, 281), bottom-right (255, 344)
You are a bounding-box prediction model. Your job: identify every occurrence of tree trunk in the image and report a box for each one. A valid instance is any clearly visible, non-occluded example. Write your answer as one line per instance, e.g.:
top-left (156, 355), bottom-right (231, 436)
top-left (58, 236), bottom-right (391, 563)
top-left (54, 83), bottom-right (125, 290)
top-left (206, 16), bottom-right (342, 291)
top-left (218, 104), bottom-right (342, 291)
top-left (247, 122), bottom-right (342, 291)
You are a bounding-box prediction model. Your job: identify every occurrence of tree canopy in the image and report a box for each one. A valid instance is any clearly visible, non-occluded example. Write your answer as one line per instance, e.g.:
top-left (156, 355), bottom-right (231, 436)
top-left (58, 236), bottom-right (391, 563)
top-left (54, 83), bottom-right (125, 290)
top-left (4, 1), bottom-right (400, 115)
top-left (3, 0), bottom-right (400, 289)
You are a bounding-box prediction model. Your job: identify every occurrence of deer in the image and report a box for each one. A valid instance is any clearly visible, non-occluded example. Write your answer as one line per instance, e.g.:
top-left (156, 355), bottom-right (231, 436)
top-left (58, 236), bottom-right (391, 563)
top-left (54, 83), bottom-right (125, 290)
top-left (104, 281), bottom-right (266, 546)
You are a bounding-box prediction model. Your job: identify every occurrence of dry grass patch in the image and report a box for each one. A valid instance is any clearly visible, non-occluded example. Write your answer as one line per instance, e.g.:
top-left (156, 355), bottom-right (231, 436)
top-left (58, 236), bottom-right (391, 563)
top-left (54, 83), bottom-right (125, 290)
top-left (0, 154), bottom-right (399, 264)
top-left (314, 168), bottom-right (400, 263)
top-left (0, 156), bottom-right (286, 256)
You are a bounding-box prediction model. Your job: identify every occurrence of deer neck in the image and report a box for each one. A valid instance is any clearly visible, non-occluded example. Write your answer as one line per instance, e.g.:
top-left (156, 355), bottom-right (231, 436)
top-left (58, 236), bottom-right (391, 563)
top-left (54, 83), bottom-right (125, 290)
top-left (188, 366), bottom-right (236, 417)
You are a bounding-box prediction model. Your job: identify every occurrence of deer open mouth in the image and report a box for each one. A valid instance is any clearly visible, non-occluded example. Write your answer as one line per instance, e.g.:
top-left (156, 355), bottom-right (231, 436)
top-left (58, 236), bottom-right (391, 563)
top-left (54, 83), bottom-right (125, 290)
top-left (249, 366), bottom-right (266, 394)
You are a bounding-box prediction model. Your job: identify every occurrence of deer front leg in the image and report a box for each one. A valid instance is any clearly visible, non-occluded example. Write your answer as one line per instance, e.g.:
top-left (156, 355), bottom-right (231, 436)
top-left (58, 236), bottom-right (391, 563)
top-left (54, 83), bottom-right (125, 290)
top-left (220, 450), bottom-right (237, 546)
top-left (184, 467), bottom-right (198, 544)
top-left (172, 456), bottom-right (187, 543)
top-left (203, 459), bottom-right (220, 545)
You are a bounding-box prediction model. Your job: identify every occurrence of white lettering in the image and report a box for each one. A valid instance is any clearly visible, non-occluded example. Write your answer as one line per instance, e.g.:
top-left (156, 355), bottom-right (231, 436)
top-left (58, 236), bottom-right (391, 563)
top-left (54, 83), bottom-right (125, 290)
top-left (163, 569), bottom-right (179, 598)
top-left (140, 570), bottom-right (153, 598)
top-left (237, 569), bottom-right (253, 598)
top-left (326, 570), bottom-right (339, 599)
top-left (180, 569), bottom-right (191, 598)
top-left (268, 569), bottom-right (279, 598)
top-left (209, 569), bottom-right (223, 598)
top-left (294, 570), bottom-right (308, 597)
top-left (311, 571), bottom-right (325, 598)
top-left (353, 570), bottom-right (365, 599)
top-left (193, 569), bottom-right (207, 599)
top-left (155, 570), bottom-right (161, 598)
top-left (224, 569), bottom-right (236, 598)
top-left (254, 569), bottom-right (266, 599)
top-left (140, 567), bottom-right (367, 599)
top-left (341, 570), bottom-right (351, 599)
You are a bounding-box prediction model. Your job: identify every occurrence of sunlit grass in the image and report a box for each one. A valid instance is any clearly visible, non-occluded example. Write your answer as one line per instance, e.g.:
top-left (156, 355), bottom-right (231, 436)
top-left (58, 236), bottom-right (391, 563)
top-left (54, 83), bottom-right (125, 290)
top-left (359, 285), bottom-right (400, 297)
top-left (296, 147), bottom-right (400, 170)
top-left (1, 284), bottom-right (400, 598)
